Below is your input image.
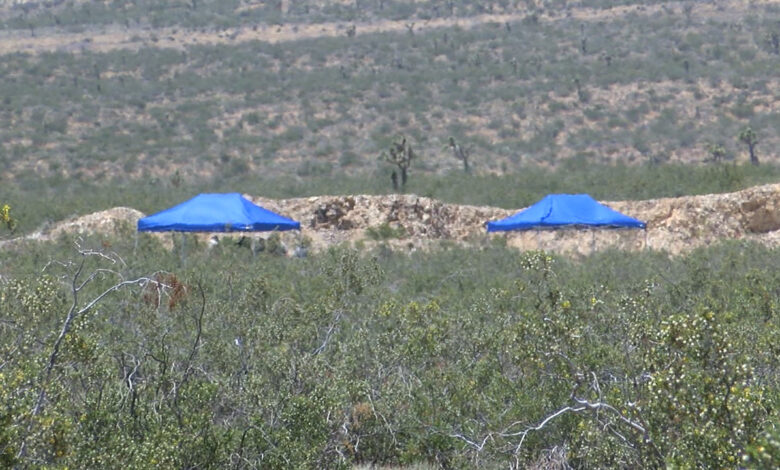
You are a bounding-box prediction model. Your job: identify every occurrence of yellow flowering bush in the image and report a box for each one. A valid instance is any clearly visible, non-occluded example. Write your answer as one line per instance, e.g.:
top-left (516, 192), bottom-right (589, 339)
top-left (1, 203), bottom-right (15, 232)
top-left (744, 423), bottom-right (780, 469)
top-left (642, 310), bottom-right (765, 467)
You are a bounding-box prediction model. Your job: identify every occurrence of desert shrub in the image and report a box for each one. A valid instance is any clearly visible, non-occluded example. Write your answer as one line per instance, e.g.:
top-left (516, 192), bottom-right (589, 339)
top-left (745, 424), bottom-right (780, 469)
top-left (366, 223), bottom-right (407, 240)
top-left (1, 237), bottom-right (777, 468)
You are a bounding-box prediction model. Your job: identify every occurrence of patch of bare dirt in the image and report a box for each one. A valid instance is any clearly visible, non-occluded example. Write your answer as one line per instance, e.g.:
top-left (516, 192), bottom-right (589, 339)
top-left (0, 207), bottom-right (145, 249)
top-left (0, 0), bottom-right (748, 56)
top-left (6, 184), bottom-right (778, 257)
top-left (32, 207), bottom-right (144, 240)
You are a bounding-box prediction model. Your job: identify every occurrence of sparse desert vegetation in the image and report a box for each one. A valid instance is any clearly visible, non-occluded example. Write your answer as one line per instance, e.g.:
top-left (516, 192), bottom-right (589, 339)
top-left (0, 0), bottom-right (777, 186)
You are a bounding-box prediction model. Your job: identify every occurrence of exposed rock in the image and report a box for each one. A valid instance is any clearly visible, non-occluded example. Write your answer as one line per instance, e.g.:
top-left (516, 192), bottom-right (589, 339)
top-left (5, 184), bottom-right (779, 257)
top-left (254, 184), bottom-right (780, 256)
top-left (742, 195), bottom-right (780, 233)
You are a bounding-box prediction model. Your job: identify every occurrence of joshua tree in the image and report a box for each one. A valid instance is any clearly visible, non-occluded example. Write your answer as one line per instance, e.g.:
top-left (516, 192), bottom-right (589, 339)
top-left (170, 170), bottom-right (183, 188)
top-left (574, 78), bottom-right (588, 103)
top-left (683, 2), bottom-right (694, 26)
top-left (382, 136), bottom-right (415, 190)
top-left (738, 126), bottom-right (759, 165)
top-left (706, 143), bottom-right (727, 163)
top-left (769, 32), bottom-right (779, 55)
top-left (448, 137), bottom-right (471, 173)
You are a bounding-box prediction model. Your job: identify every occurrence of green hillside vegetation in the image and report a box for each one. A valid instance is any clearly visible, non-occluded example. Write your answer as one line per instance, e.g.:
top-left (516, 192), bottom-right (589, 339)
top-left (0, 0), bottom-right (778, 185)
top-left (0, 0), bottom-right (710, 31)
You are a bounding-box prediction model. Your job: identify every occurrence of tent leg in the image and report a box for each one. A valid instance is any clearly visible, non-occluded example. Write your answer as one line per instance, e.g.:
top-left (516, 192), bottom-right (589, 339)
top-left (181, 233), bottom-right (187, 267)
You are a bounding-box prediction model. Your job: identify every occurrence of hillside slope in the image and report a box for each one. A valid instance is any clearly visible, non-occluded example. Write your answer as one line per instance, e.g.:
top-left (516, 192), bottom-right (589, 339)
top-left (0, 1), bottom-right (748, 56)
top-left (0, 0), bottom-right (777, 182)
top-left (7, 184), bottom-right (779, 256)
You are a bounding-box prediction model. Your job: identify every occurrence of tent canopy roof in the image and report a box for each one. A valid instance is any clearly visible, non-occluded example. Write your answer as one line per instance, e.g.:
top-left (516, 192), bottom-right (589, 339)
top-left (486, 194), bottom-right (646, 232)
top-left (137, 193), bottom-right (300, 232)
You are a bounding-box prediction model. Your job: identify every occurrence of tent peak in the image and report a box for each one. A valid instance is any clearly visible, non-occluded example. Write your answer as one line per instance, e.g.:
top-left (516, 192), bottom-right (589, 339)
top-left (137, 193), bottom-right (300, 233)
top-left (487, 193), bottom-right (645, 232)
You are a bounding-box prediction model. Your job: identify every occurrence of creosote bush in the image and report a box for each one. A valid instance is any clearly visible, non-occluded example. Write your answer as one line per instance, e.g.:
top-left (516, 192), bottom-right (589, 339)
top-left (0, 238), bottom-right (778, 468)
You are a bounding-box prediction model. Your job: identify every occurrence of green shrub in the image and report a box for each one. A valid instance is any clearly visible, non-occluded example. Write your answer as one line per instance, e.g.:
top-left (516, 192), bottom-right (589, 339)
top-left (365, 223), bottom-right (407, 240)
top-left (2, 238), bottom-right (776, 468)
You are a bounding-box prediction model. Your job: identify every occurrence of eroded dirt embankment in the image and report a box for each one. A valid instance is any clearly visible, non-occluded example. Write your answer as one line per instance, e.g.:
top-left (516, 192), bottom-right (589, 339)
top-left (6, 183), bottom-right (779, 257)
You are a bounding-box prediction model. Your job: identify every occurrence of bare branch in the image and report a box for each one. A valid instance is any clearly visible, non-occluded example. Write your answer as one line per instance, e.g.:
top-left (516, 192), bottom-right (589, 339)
top-left (502, 404), bottom-right (586, 439)
top-left (76, 268), bottom-right (124, 292)
top-left (450, 431), bottom-right (493, 452)
top-left (367, 391), bottom-right (397, 447)
top-left (41, 258), bottom-right (70, 273)
top-left (181, 281), bottom-right (207, 386)
top-left (570, 396), bottom-right (645, 434)
top-left (495, 375), bottom-right (652, 464)
top-left (17, 246), bottom-right (156, 461)
top-left (313, 311), bottom-right (343, 355)
top-left (76, 277), bottom-right (153, 318)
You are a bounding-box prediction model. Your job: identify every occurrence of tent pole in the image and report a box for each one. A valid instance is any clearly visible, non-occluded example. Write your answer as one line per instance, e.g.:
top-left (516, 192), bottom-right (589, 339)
top-left (591, 229), bottom-right (595, 255)
top-left (181, 232), bottom-right (187, 267)
top-left (535, 230), bottom-right (540, 251)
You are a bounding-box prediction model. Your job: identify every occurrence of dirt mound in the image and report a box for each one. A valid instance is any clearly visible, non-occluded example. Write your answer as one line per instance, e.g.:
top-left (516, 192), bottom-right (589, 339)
top-left (5, 184), bottom-right (779, 256)
top-left (251, 193), bottom-right (511, 253)
top-left (612, 183), bottom-right (780, 255)
top-left (251, 184), bottom-right (780, 256)
top-left (23, 207), bottom-right (144, 243)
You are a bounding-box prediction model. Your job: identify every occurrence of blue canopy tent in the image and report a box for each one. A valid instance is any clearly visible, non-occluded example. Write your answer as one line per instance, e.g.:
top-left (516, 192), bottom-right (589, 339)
top-left (137, 193), bottom-right (300, 232)
top-left (486, 194), bottom-right (645, 232)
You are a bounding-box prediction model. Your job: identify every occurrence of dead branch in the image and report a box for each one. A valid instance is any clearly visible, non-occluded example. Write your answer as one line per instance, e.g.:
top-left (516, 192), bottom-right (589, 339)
top-left (313, 311), bottom-right (343, 355)
top-left (18, 246), bottom-right (155, 461)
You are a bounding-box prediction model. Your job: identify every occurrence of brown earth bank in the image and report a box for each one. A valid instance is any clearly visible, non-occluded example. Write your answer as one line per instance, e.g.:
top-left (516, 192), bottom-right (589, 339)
top-left (4, 183), bottom-right (780, 257)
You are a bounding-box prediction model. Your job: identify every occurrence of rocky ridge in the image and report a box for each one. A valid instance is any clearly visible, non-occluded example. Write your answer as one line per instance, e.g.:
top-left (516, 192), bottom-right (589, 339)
top-left (4, 184), bottom-right (779, 257)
